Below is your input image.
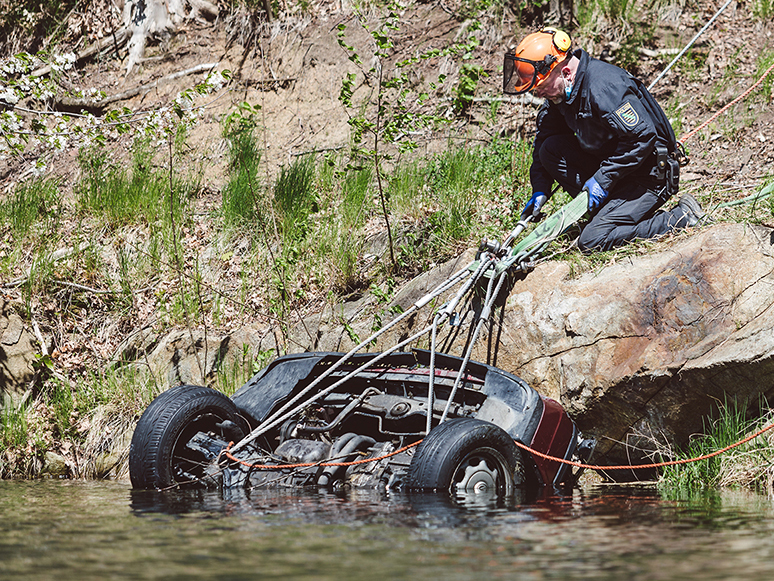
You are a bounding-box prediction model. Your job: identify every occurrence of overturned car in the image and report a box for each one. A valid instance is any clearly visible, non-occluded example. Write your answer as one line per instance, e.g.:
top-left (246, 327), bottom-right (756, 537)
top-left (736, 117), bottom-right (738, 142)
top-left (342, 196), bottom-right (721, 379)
top-left (129, 349), bottom-right (594, 496)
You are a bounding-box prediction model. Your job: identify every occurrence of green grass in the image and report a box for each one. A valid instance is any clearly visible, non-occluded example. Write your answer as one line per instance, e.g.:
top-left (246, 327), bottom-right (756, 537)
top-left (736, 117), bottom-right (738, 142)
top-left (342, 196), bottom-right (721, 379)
top-left (424, 138), bottom-right (517, 247)
top-left (0, 178), bottom-right (64, 316)
top-left (1, 395), bottom-right (29, 450)
top-left (214, 345), bottom-right (275, 396)
top-left (76, 143), bottom-right (198, 231)
top-left (328, 165), bottom-right (372, 291)
top-left (341, 165), bottom-right (371, 229)
top-left (222, 138), bottom-right (527, 307)
top-left (707, 47), bottom-right (744, 109)
top-left (695, 174), bottom-right (774, 227)
top-left (0, 365), bottom-right (166, 478)
top-left (72, 366), bottom-right (161, 417)
top-left (659, 399), bottom-right (774, 493)
top-left (21, 247), bottom-right (57, 316)
top-left (0, 177), bottom-right (60, 239)
top-left (388, 159), bottom-right (427, 219)
top-left (0, 398), bottom-right (35, 478)
top-left (222, 125), bottom-right (264, 226)
top-left (274, 154), bottom-right (317, 241)
top-left (752, 0), bottom-right (774, 19)
top-left (754, 50), bottom-right (774, 101)
top-left (664, 95), bottom-right (686, 141)
top-left (73, 141), bottom-right (206, 326)
top-left (600, 0), bottom-right (635, 21)
top-left (575, 0), bottom-right (638, 45)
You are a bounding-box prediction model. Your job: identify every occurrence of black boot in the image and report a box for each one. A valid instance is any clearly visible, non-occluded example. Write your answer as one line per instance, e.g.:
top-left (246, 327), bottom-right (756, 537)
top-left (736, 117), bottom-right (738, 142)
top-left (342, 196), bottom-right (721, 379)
top-left (677, 194), bottom-right (705, 227)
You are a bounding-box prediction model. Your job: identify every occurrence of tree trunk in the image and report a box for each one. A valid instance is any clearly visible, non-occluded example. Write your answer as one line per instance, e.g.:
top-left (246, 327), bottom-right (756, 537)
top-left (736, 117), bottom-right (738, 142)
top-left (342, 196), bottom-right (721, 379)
top-left (123, 0), bottom-right (219, 74)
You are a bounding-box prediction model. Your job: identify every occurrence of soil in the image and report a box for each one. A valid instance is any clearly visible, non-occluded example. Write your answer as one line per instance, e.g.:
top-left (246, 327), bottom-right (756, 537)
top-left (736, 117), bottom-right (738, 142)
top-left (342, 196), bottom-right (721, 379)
top-left (4, 2), bottom-right (773, 202)
top-left (2, 0), bottom-right (772, 349)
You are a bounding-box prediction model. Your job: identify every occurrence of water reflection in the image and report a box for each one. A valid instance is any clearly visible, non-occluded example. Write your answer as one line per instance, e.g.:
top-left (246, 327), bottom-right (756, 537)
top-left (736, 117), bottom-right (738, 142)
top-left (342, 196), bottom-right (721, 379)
top-left (129, 485), bottom-right (543, 524)
top-left (129, 483), bottom-right (774, 536)
top-left (3, 480), bottom-right (774, 581)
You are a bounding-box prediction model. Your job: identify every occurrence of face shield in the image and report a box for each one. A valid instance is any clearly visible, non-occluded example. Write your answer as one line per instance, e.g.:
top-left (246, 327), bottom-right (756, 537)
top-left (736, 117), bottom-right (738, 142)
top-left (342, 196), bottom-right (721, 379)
top-left (502, 53), bottom-right (557, 95)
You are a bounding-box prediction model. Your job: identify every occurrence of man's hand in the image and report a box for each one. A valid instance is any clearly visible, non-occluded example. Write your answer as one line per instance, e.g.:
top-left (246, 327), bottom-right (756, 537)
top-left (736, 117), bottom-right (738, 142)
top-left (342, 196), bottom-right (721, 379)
top-left (521, 192), bottom-right (548, 220)
top-left (583, 177), bottom-right (608, 212)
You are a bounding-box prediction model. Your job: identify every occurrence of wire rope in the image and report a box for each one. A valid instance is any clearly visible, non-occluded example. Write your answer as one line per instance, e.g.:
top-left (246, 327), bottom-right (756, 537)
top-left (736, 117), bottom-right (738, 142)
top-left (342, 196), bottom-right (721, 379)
top-left (648, 0), bottom-right (735, 91)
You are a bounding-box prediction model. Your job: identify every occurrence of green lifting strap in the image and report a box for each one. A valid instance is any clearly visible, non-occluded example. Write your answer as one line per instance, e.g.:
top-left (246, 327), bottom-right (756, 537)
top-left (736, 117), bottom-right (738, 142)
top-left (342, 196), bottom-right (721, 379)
top-left (498, 191), bottom-right (589, 273)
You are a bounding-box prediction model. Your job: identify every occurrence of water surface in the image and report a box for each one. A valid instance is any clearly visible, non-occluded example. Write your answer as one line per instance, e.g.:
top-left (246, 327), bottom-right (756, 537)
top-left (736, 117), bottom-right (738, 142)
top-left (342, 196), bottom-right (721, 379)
top-left (1, 480), bottom-right (773, 580)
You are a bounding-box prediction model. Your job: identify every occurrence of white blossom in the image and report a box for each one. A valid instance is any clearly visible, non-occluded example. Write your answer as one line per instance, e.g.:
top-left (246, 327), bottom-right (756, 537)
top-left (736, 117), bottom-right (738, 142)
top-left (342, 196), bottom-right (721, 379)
top-left (205, 70), bottom-right (227, 91)
top-left (1, 54), bottom-right (231, 170)
top-left (0, 85), bottom-right (19, 104)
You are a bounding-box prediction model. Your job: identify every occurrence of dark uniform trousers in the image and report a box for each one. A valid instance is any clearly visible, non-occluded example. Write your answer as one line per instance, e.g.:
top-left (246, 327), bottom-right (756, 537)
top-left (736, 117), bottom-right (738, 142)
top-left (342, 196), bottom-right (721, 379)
top-left (538, 134), bottom-right (688, 252)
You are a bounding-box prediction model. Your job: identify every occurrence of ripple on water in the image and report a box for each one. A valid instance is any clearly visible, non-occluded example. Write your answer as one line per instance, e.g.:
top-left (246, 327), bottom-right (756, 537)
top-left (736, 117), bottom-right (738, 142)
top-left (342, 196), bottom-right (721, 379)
top-left (1, 480), bottom-right (773, 580)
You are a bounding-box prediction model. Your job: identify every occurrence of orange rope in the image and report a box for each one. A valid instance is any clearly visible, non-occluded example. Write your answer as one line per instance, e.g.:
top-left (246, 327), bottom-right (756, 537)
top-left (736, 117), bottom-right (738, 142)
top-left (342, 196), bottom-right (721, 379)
top-left (680, 60), bottom-right (774, 144)
top-left (515, 422), bottom-right (774, 471)
top-left (222, 421), bottom-right (774, 473)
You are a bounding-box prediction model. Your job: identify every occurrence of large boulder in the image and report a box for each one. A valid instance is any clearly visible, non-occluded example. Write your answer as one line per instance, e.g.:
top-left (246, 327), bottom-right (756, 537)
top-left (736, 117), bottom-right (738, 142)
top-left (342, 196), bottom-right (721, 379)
top-left (115, 324), bottom-right (280, 388)
top-left (366, 223), bottom-right (774, 472)
top-left (494, 223), bottom-right (774, 471)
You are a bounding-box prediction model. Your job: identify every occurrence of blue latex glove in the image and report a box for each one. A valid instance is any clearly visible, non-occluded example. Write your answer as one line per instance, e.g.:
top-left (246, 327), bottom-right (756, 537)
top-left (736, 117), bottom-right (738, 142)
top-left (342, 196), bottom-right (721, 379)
top-left (583, 177), bottom-right (608, 212)
top-left (521, 191), bottom-right (548, 220)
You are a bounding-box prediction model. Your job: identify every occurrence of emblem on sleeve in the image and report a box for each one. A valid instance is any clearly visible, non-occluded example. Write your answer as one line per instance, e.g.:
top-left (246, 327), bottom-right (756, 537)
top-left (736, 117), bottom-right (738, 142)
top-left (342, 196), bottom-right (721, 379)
top-left (615, 101), bottom-right (639, 128)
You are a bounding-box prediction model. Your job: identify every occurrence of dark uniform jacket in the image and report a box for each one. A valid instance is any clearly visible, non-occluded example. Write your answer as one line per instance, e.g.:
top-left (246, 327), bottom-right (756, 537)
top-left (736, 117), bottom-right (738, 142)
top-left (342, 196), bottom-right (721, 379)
top-left (530, 49), bottom-right (677, 195)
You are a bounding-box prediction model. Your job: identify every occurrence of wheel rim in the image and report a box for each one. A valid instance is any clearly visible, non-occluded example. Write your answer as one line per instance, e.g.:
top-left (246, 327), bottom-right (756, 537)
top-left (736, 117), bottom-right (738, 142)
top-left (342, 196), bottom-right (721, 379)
top-left (451, 447), bottom-right (514, 495)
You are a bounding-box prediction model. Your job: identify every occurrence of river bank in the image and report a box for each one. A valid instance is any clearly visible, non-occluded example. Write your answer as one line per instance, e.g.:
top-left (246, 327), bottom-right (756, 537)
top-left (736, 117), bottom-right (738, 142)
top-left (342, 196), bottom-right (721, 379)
top-left (2, 0), bottom-right (774, 487)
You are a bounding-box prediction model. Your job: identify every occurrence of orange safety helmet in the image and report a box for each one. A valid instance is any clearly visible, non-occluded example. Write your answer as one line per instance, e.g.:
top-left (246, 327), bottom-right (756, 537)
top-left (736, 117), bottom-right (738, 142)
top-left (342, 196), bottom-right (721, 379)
top-left (503, 28), bottom-right (572, 95)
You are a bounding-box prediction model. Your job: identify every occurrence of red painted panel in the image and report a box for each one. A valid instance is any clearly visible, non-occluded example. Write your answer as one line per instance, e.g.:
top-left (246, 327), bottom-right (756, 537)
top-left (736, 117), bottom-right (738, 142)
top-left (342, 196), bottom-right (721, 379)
top-left (529, 397), bottom-right (576, 485)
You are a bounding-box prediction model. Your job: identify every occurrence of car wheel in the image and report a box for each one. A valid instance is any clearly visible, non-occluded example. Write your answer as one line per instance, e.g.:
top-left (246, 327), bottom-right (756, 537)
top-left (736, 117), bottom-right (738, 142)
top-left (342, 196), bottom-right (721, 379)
top-left (406, 418), bottom-right (524, 496)
top-left (129, 385), bottom-right (250, 489)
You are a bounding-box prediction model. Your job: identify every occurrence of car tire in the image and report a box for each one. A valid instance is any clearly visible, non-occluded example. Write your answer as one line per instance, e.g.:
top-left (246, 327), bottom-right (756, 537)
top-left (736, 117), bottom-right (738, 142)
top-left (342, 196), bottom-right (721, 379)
top-left (406, 418), bottom-right (524, 495)
top-left (129, 384), bottom-right (250, 489)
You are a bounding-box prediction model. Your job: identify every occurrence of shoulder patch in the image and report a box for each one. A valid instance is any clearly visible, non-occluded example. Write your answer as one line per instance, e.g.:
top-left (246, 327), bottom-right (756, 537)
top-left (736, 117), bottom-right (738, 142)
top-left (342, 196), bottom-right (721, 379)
top-left (614, 101), bottom-right (639, 128)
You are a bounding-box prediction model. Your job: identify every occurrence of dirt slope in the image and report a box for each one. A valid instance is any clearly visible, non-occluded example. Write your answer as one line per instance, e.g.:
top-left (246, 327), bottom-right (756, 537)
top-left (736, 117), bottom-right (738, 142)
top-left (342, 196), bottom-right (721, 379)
top-left (2, 1), bottom-right (772, 372)
top-left (3, 2), bottom-right (773, 203)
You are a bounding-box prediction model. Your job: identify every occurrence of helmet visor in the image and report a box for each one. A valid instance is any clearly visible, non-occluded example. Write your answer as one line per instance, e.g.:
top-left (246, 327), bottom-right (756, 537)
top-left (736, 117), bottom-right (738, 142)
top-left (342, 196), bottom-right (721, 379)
top-left (503, 53), bottom-right (544, 95)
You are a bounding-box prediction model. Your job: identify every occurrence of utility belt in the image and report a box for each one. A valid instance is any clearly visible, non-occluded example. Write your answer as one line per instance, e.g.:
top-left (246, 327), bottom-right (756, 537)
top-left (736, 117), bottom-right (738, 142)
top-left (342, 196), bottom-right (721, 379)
top-left (650, 143), bottom-right (689, 201)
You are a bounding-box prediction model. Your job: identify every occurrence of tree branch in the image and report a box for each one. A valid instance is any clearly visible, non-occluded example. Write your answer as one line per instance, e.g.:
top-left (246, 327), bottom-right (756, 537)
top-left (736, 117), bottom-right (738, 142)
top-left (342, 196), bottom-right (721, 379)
top-left (31, 28), bottom-right (131, 78)
top-left (54, 62), bottom-right (219, 113)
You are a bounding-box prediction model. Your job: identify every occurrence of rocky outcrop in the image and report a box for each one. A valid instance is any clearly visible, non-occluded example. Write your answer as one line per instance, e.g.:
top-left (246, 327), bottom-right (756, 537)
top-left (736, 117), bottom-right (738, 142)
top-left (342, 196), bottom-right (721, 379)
top-left (493, 223), bottom-right (774, 470)
top-left (113, 323), bottom-right (281, 387)
top-left (0, 298), bottom-right (38, 402)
